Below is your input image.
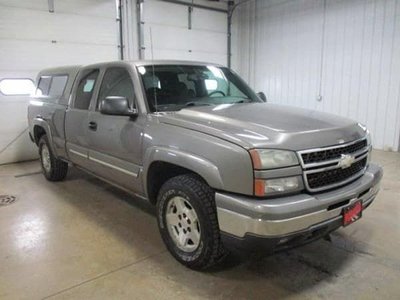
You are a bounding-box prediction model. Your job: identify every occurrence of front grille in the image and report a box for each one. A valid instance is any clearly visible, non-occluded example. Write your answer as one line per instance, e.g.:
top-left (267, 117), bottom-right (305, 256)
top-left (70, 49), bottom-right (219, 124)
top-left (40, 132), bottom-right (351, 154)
top-left (298, 138), bottom-right (370, 192)
top-left (306, 157), bottom-right (367, 190)
top-left (301, 139), bottom-right (367, 165)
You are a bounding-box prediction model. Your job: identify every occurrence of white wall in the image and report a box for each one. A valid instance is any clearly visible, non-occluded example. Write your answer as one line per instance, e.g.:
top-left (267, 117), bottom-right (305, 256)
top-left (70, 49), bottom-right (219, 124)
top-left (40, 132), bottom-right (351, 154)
top-left (233, 0), bottom-right (400, 151)
top-left (0, 0), bottom-right (119, 164)
top-left (122, 0), bottom-right (228, 63)
top-left (141, 0), bottom-right (228, 64)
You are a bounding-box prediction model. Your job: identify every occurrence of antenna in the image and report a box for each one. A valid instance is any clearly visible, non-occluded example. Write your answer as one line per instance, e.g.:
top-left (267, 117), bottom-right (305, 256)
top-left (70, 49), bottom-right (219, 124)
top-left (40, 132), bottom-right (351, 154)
top-left (149, 27), bottom-right (158, 113)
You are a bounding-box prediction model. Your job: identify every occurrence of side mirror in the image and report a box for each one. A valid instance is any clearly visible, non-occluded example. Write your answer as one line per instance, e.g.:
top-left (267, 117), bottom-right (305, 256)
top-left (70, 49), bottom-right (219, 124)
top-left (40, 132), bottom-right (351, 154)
top-left (257, 92), bottom-right (267, 102)
top-left (100, 96), bottom-right (138, 117)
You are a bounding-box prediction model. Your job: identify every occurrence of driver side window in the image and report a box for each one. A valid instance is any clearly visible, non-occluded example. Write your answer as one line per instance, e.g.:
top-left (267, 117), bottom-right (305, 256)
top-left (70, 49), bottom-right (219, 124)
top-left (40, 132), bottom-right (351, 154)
top-left (74, 69), bottom-right (99, 110)
top-left (97, 67), bottom-right (135, 109)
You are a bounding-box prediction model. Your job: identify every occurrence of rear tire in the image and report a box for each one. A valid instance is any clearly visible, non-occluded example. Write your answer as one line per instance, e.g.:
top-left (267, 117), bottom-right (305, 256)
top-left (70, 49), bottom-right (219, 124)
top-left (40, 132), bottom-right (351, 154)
top-left (39, 135), bottom-right (68, 181)
top-left (156, 174), bottom-right (226, 270)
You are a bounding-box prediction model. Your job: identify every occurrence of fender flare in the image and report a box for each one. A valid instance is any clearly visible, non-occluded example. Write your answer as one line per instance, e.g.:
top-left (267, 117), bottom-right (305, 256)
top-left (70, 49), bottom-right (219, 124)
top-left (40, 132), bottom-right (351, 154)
top-left (142, 146), bottom-right (224, 195)
top-left (32, 117), bottom-right (57, 156)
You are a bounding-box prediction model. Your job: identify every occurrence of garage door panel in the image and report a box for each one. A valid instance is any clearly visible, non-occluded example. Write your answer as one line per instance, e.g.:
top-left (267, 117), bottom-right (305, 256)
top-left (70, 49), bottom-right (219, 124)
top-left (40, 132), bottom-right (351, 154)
top-left (192, 9), bottom-right (226, 32)
top-left (0, 132), bottom-right (37, 165)
top-left (152, 48), bottom-right (226, 65)
top-left (144, 0), bottom-right (187, 27)
top-left (54, 0), bottom-right (116, 18)
top-left (144, 24), bottom-right (226, 54)
top-left (0, 7), bottom-right (116, 45)
top-left (0, 40), bottom-right (116, 71)
top-left (0, 71), bottom-right (36, 78)
top-left (185, 52), bottom-right (227, 65)
top-left (186, 30), bottom-right (226, 54)
top-left (0, 0), bottom-right (47, 11)
top-left (0, 99), bottom-right (37, 165)
top-left (0, 0), bottom-right (115, 17)
top-left (151, 49), bottom-right (193, 61)
top-left (143, 0), bottom-right (227, 65)
top-left (0, 101), bottom-right (31, 135)
top-left (144, 25), bottom-right (191, 50)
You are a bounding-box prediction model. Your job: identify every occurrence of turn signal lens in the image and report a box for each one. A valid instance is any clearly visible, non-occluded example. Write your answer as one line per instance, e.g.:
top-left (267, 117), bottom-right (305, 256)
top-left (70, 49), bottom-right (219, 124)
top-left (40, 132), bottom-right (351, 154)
top-left (265, 177), bottom-right (300, 194)
top-left (254, 179), bottom-right (266, 196)
top-left (254, 176), bottom-right (302, 196)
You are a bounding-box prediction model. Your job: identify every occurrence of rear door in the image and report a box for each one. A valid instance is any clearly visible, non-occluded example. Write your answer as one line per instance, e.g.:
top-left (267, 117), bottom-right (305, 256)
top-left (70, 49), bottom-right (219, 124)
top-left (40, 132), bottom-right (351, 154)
top-left (86, 66), bottom-right (144, 192)
top-left (65, 68), bottom-right (100, 169)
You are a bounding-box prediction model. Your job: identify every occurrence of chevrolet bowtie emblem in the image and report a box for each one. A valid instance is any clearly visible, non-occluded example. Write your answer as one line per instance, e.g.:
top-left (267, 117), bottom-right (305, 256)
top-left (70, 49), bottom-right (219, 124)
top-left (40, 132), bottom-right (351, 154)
top-left (338, 154), bottom-right (355, 169)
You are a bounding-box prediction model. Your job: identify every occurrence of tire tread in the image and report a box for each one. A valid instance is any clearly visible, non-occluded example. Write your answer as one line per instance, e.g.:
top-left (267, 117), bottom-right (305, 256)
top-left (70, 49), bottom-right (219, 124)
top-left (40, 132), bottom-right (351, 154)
top-left (157, 173), bottom-right (226, 270)
top-left (39, 135), bottom-right (68, 181)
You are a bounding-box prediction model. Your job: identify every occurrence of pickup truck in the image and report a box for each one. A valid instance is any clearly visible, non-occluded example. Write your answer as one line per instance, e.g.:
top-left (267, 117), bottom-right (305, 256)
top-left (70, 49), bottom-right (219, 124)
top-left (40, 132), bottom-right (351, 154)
top-left (28, 60), bottom-right (383, 270)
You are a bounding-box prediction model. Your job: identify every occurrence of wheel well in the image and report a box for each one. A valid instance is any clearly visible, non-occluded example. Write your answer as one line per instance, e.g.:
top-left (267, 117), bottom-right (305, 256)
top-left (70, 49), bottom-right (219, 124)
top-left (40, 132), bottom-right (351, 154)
top-left (33, 125), bottom-right (46, 145)
top-left (146, 161), bottom-right (205, 205)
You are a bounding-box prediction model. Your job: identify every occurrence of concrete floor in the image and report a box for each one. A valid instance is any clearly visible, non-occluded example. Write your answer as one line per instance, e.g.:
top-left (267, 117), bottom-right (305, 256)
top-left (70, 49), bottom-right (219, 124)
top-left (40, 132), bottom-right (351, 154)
top-left (0, 150), bottom-right (399, 300)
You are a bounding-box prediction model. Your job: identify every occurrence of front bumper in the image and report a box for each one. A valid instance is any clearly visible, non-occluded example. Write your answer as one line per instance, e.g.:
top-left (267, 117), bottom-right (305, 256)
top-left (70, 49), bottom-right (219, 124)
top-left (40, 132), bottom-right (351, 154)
top-left (216, 163), bottom-right (383, 244)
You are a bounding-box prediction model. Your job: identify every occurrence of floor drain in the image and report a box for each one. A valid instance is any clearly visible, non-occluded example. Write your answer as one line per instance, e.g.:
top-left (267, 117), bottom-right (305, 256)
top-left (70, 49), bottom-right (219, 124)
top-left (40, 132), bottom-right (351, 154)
top-left (0, 195), bottom-right (16, 206)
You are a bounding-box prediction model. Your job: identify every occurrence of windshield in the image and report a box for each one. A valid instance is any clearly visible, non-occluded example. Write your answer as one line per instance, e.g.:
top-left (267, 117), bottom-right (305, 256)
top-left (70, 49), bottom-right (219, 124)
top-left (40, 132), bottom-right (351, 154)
top-left (138, 64), bottom-right (262, 112)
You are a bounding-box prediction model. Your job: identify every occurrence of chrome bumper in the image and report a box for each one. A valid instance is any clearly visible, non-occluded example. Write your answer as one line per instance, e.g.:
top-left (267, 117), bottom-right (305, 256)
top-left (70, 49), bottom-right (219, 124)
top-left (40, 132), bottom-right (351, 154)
top-left (216, 163), bottom-right (383, 238)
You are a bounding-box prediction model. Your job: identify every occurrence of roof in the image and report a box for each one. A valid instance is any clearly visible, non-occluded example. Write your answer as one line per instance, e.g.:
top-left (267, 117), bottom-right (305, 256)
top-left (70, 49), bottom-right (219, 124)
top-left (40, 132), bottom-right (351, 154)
top-left (37, 65), bottom-right (81, 76)
top-left (37, 60), bottom-right (225, 75)
top-left (130, 60), bottom-right (225, 67)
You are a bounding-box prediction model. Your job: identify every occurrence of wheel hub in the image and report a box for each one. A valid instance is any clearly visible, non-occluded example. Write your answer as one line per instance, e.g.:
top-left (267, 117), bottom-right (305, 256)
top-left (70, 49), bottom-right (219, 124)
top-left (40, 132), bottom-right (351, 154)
top-left (41, 145), bottom-right (51, 173)
top-left (166, 196), bottom-right (201, 252)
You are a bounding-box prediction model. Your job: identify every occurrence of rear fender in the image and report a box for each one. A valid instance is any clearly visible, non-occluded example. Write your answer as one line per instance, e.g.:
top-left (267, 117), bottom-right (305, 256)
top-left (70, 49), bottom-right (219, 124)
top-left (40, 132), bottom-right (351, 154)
top-left (32, 117), bottom-right (58, 156)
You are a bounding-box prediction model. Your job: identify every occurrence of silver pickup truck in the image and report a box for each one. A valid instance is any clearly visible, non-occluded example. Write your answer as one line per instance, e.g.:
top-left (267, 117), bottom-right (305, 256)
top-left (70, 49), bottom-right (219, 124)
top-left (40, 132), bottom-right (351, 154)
top-left (28, 60), bottom-right (383, 270)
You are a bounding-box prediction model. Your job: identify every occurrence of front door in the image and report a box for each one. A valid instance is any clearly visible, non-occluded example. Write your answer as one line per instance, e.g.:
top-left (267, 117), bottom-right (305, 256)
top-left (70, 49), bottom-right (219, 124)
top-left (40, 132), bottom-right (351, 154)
top-left (65, 68), bottom-right (100, 169)
top-left (86, 66), bottom-right (144, 193)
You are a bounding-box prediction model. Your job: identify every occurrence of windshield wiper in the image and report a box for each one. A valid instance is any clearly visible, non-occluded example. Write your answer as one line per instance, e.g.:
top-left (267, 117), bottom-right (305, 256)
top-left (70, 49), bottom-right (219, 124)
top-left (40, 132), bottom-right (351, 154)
top-left (232, 98), bottom-right (252, 104)
top-left (185, 102), bottom-right (211, 107)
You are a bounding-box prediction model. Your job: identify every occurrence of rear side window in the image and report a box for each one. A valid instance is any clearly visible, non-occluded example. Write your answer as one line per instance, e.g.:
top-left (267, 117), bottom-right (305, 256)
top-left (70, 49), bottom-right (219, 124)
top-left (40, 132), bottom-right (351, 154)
top-left (49, 75), bottom-right (68, 97)
top-left (36, 75), bottom-right (68, 98)
top-left (98, 67), bottom-right (135, 109)
top-left (74, 69), bottom-right (99, 110)
top-left (36, 76), bottom-right (52, 96)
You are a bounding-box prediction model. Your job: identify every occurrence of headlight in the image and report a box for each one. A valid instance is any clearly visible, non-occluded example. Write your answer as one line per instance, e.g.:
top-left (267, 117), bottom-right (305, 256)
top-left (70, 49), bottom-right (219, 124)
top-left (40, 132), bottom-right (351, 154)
top-left (254, 176), bottom-right (303, 196)
top-left (249, 149), bottom-right (299, 169)
top-left (366, 131), bottom-right (372, 164)
top-left (366, 131), bottom-right (372, 146)
top-left (359, 123), bottom-right (372, 146)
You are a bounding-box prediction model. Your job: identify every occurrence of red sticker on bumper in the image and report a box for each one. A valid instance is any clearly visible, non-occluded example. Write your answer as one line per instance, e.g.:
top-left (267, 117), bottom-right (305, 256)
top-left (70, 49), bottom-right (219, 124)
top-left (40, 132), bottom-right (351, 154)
top-left (343, 201), bottom-right (363, 226)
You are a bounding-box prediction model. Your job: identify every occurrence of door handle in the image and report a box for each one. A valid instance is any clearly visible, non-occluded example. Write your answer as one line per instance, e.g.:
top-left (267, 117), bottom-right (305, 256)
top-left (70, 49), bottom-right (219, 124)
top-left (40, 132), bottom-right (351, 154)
top-left (88, 121), bottom-right (97, 130)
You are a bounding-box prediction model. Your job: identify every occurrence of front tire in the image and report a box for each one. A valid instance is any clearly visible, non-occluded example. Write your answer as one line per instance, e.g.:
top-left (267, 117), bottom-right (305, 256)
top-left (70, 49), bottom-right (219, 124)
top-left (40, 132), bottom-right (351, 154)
top-left (156, 174), bottom-right (226, 270)
top-left (39, 135), bottom-right (68, 181)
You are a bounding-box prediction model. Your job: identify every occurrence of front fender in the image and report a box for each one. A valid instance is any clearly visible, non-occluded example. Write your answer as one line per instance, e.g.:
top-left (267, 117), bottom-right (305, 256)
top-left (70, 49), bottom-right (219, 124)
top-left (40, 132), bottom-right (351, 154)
top-left (142, 146), bottom-right (224, 193)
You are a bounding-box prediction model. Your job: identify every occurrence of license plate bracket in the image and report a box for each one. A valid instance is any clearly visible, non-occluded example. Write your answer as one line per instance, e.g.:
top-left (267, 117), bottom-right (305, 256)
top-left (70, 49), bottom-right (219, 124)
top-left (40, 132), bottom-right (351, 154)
top-left (343, 200), bottom-right (363, 226)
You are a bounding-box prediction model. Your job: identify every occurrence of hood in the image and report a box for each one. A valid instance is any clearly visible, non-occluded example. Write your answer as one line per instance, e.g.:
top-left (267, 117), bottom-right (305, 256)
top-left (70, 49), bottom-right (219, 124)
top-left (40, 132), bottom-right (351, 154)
top-left (157, 103), bottom-right (367, 150)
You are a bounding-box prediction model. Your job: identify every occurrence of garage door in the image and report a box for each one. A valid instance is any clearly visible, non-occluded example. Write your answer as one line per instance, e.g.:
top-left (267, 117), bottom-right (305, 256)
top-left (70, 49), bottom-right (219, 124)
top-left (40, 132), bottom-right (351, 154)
top-left (143, 0), bottom-right (227, 65)
top-left (0, 0), bottom-right (118, 164)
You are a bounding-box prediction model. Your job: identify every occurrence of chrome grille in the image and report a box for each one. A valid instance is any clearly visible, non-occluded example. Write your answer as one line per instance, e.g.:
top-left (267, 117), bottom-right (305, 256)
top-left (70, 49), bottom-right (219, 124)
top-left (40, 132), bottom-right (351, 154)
top-left (307, 157), bottom-right (367, 190)
top-left (301, 139), bottom-right (367, 165)
top-left (298, 138), bottom-right (370, 192)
